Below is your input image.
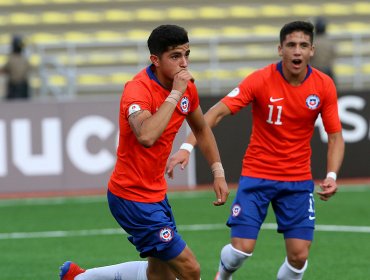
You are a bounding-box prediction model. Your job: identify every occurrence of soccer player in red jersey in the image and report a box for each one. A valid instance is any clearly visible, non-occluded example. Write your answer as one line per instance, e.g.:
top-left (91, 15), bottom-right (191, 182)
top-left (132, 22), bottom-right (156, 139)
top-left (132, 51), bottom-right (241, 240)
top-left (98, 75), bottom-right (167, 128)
top-left (60, 24), bottom-right (229, 280)
top-left (167, 21), bottom-right (345, 280)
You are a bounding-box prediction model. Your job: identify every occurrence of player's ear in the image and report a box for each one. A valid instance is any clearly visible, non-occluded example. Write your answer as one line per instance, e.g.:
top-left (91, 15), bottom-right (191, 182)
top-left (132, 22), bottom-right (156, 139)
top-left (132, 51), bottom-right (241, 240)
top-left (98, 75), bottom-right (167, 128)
top-left (150, 54), bottom-right (160, 67)
top-left (310, 45), bottom-right (315, 57)
top-left (278, 44), bottom-right (283, 57)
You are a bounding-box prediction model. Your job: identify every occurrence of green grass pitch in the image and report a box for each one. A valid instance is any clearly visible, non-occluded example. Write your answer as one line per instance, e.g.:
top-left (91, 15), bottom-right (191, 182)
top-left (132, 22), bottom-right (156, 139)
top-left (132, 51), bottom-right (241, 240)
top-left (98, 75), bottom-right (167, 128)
top-left (1, 184), bottom-right (370, 279)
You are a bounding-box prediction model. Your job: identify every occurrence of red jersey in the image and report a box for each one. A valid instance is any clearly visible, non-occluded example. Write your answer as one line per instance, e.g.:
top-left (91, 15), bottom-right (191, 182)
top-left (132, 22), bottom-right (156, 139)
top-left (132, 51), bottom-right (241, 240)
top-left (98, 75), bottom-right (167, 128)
top-left (108, 66), bottom-right (199, 202)
top-left (221, 62), bottom-right (341, 181)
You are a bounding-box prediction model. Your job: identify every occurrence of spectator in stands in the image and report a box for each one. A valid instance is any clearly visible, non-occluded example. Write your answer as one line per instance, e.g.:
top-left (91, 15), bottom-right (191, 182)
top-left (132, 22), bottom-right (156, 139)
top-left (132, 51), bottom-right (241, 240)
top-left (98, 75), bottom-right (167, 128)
top-left (167, 20), bottom-right (345, 280)
top-left (0, 35), bottom-right (31, 100)
top-left (310, 16), bottom-right (337, 83)
top-left (59, 24), bottom-right (229, 280)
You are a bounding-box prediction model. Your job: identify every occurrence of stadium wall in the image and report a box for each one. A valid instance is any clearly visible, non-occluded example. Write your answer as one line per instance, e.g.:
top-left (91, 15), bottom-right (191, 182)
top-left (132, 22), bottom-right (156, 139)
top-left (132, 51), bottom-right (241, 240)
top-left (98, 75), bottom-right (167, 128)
top-left (0, 90), bottom-right (368, 195)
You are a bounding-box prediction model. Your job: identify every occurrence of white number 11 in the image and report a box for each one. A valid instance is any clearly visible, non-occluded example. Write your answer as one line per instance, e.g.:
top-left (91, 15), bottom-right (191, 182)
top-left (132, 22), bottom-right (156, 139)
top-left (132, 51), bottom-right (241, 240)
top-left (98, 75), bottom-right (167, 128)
top-left (266, 105), bottom-right (283, 125)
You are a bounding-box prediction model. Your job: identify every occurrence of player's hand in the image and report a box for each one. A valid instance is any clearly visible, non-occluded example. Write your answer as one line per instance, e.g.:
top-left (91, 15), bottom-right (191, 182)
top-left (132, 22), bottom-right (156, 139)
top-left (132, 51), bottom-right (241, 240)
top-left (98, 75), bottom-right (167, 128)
top-left (172, 69), bottom-right (194, 94)
top-left (166, 149), bottom-right (191, 179)
top-left (213, 177), bottom-right (229, 206)
top-left (317, 177), bottom-right (338, 201)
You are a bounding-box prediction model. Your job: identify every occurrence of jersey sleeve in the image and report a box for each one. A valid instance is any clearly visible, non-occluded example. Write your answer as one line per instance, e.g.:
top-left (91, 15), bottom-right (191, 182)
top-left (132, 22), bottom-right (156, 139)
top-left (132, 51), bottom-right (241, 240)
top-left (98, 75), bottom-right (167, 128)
top-left (221, 71), bottom-right (260, 114)
top-left (320, 79), bottom-right (342, 133)
top-left (121, 80), bottom-right (152, 119)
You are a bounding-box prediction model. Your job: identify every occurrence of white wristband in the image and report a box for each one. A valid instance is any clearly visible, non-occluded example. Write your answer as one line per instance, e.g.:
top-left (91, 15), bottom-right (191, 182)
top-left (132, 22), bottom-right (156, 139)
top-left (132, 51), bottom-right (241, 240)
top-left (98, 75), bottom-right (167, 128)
top-left (326, 172), bottom-right (337, 181)
top-left (180, 143), bottom-right (194, 153)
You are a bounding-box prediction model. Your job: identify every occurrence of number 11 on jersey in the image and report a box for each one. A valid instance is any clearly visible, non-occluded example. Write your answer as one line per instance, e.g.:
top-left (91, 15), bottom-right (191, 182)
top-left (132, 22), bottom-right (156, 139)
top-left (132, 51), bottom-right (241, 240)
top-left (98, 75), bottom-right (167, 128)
top-left (266, 105), bottom-right (283, 125)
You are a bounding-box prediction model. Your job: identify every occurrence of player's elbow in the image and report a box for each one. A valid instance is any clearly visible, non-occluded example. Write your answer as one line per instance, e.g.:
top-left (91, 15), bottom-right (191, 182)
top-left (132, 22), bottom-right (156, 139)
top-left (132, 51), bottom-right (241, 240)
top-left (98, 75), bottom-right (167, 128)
top-left (137, 135), bottom-right (156, 148)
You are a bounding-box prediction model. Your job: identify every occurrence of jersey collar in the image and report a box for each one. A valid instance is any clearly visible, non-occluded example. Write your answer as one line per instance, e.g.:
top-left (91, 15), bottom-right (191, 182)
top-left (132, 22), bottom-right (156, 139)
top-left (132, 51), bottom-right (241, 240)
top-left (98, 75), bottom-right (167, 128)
top-left (146, 64), bottom-right (166, 89)
top-left (276, 61), bottom-right (312, 83)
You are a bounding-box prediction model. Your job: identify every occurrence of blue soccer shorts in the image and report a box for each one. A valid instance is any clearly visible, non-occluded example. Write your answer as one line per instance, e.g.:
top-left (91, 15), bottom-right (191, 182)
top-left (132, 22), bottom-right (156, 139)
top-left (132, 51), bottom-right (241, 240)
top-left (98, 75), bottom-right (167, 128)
top-left (107, 190), bottom-right (186, 261)
top-left (227, 176), bottom-right (315, 241)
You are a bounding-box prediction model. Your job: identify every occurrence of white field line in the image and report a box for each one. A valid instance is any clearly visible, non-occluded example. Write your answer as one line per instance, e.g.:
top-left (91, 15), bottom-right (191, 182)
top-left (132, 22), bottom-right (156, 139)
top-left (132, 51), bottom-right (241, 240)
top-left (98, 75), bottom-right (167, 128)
top-left (1, 223), bottom-right (370, 240)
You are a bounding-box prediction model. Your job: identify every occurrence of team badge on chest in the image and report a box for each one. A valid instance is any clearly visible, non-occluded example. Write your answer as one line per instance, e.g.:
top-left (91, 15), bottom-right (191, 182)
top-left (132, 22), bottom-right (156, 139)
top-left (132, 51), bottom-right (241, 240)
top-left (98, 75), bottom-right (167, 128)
top-left (180, 97), bottom-right (190, 113)
top-left (305, 94), bottom-right (320, 110)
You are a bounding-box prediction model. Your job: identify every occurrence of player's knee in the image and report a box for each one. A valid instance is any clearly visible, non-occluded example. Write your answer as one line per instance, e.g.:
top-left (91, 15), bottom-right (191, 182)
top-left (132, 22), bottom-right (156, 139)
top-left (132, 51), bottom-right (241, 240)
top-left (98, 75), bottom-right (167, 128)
top-left (287, 253), bottom-right (308, 269)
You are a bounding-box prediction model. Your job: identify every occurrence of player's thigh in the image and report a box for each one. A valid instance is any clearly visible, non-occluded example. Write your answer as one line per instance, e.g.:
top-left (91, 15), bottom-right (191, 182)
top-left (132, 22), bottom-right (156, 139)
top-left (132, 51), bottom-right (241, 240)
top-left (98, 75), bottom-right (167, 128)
top-left (166, 245), bottom-right (200, 280)
top-left (147, 257), bottom-right (176, 280)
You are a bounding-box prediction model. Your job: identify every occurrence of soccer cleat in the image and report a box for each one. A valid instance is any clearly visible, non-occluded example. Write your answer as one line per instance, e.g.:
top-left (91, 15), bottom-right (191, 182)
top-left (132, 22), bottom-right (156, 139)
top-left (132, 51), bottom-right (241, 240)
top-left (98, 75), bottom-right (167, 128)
top-left (59, 261), bottom-right (86, 280)
top-left (214, 272), bottom-right (220, 280)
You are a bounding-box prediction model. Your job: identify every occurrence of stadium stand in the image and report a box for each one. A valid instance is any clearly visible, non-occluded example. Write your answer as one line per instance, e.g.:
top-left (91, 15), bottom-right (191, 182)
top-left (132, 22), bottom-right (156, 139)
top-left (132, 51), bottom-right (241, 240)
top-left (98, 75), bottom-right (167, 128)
top-left (0, 0), bottom-right (369, 97)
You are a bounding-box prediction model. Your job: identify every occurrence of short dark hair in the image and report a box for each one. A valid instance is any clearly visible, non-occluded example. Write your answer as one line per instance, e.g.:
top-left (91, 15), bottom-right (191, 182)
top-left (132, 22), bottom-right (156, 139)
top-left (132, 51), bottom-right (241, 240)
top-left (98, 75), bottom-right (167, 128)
top-left (147, 24), bottom-right (189, 56)
top-left (279, 21), bottom-right (314, 45)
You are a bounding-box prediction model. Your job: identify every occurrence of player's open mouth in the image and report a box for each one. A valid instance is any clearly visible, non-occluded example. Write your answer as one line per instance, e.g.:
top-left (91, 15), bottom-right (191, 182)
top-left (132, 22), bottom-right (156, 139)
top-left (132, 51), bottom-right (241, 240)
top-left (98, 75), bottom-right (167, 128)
top-left (292, 59), bottom-right (302, 65)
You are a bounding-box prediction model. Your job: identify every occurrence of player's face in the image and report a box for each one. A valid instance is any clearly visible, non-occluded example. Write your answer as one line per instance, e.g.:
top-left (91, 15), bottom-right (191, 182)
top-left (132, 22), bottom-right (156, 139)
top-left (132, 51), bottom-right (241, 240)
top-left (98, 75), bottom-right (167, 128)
top-left (150, 43), bottom-right (190, 89)
top-left (278, 31), bottom-right (314, 79)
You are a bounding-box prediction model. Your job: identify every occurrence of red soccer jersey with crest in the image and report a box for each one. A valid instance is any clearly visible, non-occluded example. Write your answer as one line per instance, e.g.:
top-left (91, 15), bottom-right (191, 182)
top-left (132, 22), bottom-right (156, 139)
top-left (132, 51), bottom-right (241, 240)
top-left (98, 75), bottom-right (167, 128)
top-left (221, 62), bottom-right (342, 181)
top-left (108, 66), bottom-right (199, 202)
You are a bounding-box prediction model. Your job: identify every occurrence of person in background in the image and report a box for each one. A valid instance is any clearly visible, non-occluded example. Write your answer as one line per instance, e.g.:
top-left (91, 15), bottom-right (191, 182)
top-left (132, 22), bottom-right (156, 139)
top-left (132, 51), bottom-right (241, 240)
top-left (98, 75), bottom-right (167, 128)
top-left (310, 16), bottom-right (337, 83)
top-left (1, 35), bottom-right (31, 100)
top-left (167, 21), bottom-right (345, 280)
top-left (59, 24), bottom-right (229, 280)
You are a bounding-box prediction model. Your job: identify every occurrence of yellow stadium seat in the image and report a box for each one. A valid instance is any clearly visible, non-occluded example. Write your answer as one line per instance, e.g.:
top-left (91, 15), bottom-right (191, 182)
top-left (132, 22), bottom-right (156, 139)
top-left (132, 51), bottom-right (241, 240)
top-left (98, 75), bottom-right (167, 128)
top-left (19, 0), bottom-right (47, 4)
top-left (51, 0), bottom-right (79, 3)
top-left (41, 12), bottom-right (71, 24)
top-left (353, 2), bottom-right (370, 15)
top-left (344, 22), bottom-right (370, 33)
top-left (30, 33), bottom-right (63, 44)
top-left (104, 10), bottom-right (135, 22)
top-left (322, 3), bottom-right (352, 16)
top-left (120, 51), bottom-right (140, 64)
top-left (220, 26), bottom-right (250, 37)
top-left (9, 13), bottom-right (40, 25)
top-left (228, 5), bottom-right (258, 18)
top-left (236, 67), bottom-right (257, 78)
top-left (260, 5), bottom-right (291, 17)
top-left (362, 63), bottom-right (370, 74)
top-left (87, 53), bottom-right (118, 65)
top-left (125, 29), bottom-right (149, 40)
top-left (198, 6), bottom-right (227, 19)
top-left (190, 27), bottom-right (219, 38)
top-left (252, 25), bottom-right (279, 36)
top-left (73, 11), bottom-right (102, 23)
top-left (167, 7), bottom-right (196, 20)
top-left (334, 64), bottom-right (355, 76)
top-left (78, 74), bottom-right (109, 85)
top-left (110, 73), bottom-right (135, 84)
top-left (292, 4), bottom-right (321, 16)
top-left (29, 54), bottom-right (41, 66)
top-left (64, 31), bottom-right (92, 43)
top-left (336, 42), bottom-right (354, 56)
top-left (50, 75), bottom-right (67, 86)
top-left (0, 0), bottom-right (15, 6)
top-left (135, 9), bottom-right (165, 21)
top-left (94, 31), bottom-right (123, 42)
top-left (0, 55), bottom-right (6, 65)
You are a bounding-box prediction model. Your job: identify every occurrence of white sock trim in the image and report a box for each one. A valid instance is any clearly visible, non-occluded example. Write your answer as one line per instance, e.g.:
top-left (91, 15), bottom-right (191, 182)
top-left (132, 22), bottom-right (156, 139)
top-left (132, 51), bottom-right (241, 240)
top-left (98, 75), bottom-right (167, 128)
top-left (230, 244), bottom-right (253, 257)
top-left (285, 257), bottom-right (308, 274)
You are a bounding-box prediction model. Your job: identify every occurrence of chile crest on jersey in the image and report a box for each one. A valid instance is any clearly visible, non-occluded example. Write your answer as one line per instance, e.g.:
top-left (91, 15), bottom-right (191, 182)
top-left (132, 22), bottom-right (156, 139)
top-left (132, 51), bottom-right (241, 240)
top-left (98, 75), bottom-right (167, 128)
top-left (305, 94), bottom-right (320, 110)
top-left (180, 96), bottom-right (190, 113)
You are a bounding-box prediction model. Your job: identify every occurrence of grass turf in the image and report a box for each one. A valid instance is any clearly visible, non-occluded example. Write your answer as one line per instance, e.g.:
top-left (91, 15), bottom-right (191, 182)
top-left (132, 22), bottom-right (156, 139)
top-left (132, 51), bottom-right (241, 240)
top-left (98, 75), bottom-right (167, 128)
top-left (0, 184), bottom-right (369, 279)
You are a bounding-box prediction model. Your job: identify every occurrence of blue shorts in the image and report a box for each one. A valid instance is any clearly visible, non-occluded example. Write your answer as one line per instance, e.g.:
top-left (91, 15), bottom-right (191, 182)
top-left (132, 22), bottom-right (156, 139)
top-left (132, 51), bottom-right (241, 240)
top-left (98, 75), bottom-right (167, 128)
top-left (107, 190), bottom-right (186, 261)
top-left (227, 176), bottom-right (315, 241)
